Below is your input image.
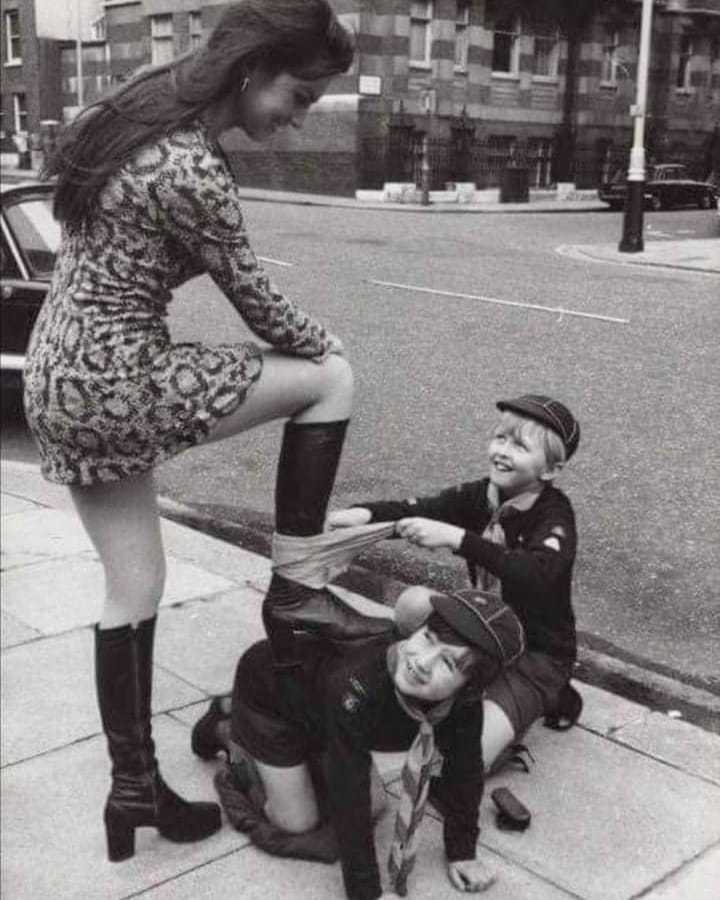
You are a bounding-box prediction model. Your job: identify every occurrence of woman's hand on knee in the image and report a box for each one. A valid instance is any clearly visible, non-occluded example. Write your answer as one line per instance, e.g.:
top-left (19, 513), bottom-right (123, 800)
top-left (326, 507), bottom-right (372, 530)
top-left (311, 333), bottom-right (345, 363)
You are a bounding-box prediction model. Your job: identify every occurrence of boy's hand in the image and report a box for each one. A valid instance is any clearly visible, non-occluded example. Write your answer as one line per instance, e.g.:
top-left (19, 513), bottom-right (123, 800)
top-left (326, 507), bottom-right (372, 529)
top-left (396, 518), bottom-right (465, 551)
top-left (447, 859), bottom-right (497, 892)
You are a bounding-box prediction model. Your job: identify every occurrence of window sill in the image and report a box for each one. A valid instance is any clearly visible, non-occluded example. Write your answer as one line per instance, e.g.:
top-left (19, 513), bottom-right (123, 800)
top-left (4, 60), bottom-right (23, 68)
top-left (491, 71), bottom-right (520, 81)
top-left (409, 62), bottom-right (432, 72)
top-left (453, 65), bottom-right (468, 75)
top-left (531, 75), bottom-right (559, 85)
top-left (675, 87), bottom-right (695, 95)
top-left (599, 81), bottom-right (618, 91)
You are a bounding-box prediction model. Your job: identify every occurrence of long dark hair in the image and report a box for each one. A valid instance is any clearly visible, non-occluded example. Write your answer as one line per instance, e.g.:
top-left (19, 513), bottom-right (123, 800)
top-left (48, 0), bottom-right (354, 228)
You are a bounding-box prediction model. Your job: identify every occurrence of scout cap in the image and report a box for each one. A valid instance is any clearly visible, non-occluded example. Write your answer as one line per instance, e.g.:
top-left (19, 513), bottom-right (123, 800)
top-left (496, 394), bottom-right (580, 459)
top-left (430, 589), bottom-right (525, 667)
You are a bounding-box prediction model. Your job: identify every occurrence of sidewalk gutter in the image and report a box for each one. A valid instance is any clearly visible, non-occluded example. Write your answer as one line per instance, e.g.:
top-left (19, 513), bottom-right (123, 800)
top-left (157, 495), bottom-right (720, 734)
top-left (232, 186), bottom-right (609, 214)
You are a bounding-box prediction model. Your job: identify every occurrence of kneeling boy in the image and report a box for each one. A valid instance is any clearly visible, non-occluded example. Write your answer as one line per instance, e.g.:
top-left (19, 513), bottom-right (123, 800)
top-left (195, 589), bottom-right (524, 899)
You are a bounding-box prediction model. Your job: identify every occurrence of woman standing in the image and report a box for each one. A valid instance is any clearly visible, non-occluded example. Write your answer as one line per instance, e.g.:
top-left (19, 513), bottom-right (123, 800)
top-left (24, 0), bottom-right (388, 863)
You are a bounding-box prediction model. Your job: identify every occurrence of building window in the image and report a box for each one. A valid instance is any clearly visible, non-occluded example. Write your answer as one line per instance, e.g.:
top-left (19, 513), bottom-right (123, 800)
top-left (454, 1), bottom-right (470, 70)
top-left (601, 27), bottom-right (619, 83)
top-left (13, 93), bottom-right (27, 133)
top-left (189, 11), bottom-right (203, 50)
top-left (151, 14), bottom-right (174, 66)
top-left (676, 33), bottom-right (694, 89)
top-left (409, 1), bottom-right (433, 67)
top-left (91, 16), bottom-right (106, 41)
top-left (492, 13), bottom-right (520, 75)
top-left (533, 23), bottom-right (559, 78)
top-left (4, 9), bottom-right (22, 63)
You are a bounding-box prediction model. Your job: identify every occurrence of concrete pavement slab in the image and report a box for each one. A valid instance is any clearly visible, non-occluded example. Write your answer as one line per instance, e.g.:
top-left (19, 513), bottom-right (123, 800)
top-left (1, 628), bottom-right (204, 766)
top-left (557, 239), bottom-right (720, 274)
top-left (0, 717), bottom-right (247, 900)
top-left (0, 610), bottom-right (40, 649)
top-left (640, 844), bottom-right (720, 899)
top-left (0, 552), bottom-right (236, 635)
top-left (140, 793), bottom-right (576, 900)
top-left (1, 508), bottom-right (93, 567)
top-left (154, 589), bottom-right (266, 696)
top-left (612, 711), bottom-right (720, 785)
top-left (160, 515), bottom-right (273, 587)
top-left (0, 494), bottom-right (37, 516)
top-left (466, 720), bottom-right (720, 900)
top-left (1, 461), bottom-right (75, 512)
top-left (572, 681), bottom-right (650, 736)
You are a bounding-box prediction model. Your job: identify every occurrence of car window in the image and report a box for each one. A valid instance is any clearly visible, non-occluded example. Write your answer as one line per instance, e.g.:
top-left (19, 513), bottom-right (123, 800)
top-left (1, 231), bottom-right (22, 279)
top-left (4, 197), bottom-right (60, 279)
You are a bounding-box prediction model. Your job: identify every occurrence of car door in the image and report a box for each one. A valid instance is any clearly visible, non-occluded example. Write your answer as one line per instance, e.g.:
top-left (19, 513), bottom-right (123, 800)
top-left (0, 194), bottom-right (55, 374)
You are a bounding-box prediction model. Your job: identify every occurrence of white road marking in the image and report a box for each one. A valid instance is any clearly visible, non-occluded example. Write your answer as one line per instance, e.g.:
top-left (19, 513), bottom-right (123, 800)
top-left (368, 279), bottom-right (629, 325)
top-left (258, 256), bottom-right (293, 267)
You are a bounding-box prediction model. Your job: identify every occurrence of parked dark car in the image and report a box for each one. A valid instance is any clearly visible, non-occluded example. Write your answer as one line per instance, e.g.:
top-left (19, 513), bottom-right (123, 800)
top-left (598, 164), bottom-right (717, 211)
top-left (1, 181), bottom-right (57, 391)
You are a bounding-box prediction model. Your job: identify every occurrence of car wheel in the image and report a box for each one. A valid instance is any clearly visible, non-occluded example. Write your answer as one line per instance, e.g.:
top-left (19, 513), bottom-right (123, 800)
top-left (699, 192), bottom-right (712, 210)
top-left (649, 194), bottom-right (663, 212)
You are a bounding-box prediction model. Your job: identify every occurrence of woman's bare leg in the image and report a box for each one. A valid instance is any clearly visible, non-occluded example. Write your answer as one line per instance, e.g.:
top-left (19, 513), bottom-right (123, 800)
top-left (69, 471), bottom-right (164, 627)
top-left (206, 351), bottom-right (353, 442)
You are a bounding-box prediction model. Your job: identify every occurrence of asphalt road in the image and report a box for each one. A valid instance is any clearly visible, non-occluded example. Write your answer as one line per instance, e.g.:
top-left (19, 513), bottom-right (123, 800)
top-left (3, 205), bottom-right (718, 693)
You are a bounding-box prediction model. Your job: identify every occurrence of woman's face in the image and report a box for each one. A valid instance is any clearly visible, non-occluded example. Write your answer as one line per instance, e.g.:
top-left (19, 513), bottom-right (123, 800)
top-left (219, 70), bottom-right (331, 141)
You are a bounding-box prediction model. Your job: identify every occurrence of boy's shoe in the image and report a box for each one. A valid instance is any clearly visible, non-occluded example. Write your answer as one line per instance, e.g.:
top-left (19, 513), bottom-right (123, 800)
top-left (191, 696), bottom-right (229, 760)
top-left (544, 682), bottom-right (583, 731)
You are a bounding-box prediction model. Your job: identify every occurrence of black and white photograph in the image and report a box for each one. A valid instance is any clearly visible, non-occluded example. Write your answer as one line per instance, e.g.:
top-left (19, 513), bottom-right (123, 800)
top-left (1, 1), bottom-right (718, 898)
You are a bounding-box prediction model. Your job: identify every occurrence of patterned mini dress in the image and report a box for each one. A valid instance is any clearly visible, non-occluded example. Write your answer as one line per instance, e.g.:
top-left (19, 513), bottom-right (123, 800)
top-left (23, 124), bottom-right (332, 485)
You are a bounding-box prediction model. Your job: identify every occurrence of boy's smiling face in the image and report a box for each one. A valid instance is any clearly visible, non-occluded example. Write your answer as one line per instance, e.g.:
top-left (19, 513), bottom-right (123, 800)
top-left (394, 625), bottom-right (470, 703)
top-left (488, 411), bottom-right (557, 498)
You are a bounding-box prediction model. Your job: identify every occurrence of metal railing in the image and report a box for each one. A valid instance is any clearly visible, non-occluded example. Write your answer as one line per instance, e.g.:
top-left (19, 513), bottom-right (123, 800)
top-left (359, 135), bottom-right (712, 191)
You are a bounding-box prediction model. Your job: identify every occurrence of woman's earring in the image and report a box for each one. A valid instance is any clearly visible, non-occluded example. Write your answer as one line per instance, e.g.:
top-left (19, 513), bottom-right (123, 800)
top-left (240, 77), bottom-right (250, 93)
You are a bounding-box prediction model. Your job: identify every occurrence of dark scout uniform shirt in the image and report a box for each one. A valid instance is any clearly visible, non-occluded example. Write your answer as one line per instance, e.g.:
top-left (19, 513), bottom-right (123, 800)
top-left (363, 477), bottom-right (578, 661)
top-left (236, 637), bottom-right (484, 900)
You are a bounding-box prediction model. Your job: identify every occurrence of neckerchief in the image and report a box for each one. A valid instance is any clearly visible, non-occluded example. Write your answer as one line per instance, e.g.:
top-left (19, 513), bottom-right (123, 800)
top-left (386, 645), bottom-right (454, 897)
top-left (474, 482), bottom-right (541, 593)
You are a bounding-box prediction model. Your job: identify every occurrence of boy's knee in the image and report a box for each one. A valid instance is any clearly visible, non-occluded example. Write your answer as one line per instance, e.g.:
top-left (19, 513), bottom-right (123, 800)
top-left (394, 585), bottom-right (434, 636)
top-left (267, 801), bottom-right (319, 835)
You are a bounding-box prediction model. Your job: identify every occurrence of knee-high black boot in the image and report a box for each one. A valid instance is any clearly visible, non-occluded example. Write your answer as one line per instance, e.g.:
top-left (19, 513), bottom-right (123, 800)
top-left (95, 617), bottom-right (221, 862)
top-left (263, 420), bottom-right (392, 643)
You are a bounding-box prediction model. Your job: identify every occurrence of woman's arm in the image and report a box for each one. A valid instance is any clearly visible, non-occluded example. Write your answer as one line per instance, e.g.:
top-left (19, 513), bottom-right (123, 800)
top-left (156, 145), bottom-right (338, 359)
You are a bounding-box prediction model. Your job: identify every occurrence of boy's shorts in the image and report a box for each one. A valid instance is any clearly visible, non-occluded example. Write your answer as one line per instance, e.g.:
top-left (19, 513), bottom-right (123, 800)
top-left (230, 640), bottom-right (325, 768)
top-left (485, 651), bottom-right (573, 737)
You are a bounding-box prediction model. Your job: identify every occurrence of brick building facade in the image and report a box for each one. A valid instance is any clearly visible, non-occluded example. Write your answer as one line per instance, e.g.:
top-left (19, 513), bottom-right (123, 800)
top-left (2, 0), bottom-right (719, 192)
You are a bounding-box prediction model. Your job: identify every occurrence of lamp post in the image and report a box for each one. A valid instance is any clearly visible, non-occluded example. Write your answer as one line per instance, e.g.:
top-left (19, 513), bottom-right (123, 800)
top-left (420, 132), bottom-right (431, 205)
top-left (75, 0), bottom-right (84, 109)
top-left (619, 0), bottom-right (655, 253)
